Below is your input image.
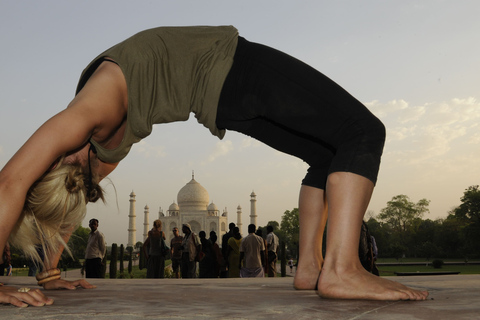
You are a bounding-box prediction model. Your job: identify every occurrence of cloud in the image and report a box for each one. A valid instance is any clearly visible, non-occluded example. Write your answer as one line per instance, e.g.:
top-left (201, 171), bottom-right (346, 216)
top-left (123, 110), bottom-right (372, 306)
top-left (367, 99), bottom-right (409, 118)
top-left (468, 131), bottom-right (480, 144)
top-left (207, 140), bottom-right (233, 162)
top-left (134, 140), bottom-right (167, 158)
top-left (240, 137), bottom-right (262, 149)
top-left (368, 97), bottom-right (480, 165)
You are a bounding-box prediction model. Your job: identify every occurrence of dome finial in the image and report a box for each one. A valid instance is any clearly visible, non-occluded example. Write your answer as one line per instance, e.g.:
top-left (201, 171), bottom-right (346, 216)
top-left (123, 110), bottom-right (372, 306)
top-left (192, 170), bottom-right (194, 180)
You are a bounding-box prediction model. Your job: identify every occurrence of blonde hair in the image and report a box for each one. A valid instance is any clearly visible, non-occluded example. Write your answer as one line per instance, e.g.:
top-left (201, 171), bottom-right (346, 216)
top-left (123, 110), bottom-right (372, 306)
top-left (153, 219), bottom-right (162, 229)
top-left (8, 160), bottom-right (104, 267)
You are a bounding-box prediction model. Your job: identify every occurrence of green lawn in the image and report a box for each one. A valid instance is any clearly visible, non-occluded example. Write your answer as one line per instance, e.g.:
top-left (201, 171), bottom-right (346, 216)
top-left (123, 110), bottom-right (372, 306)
top-left (376, 258), bottom-right (471, 264)
top-left (10, 267), bottom-right (79, 277)
top-left (10, 268), bottom-right (30, 277)
top-left (378, 263), bottom-right (480, 276)
top-left (10, 259), bottom-right (480, 278)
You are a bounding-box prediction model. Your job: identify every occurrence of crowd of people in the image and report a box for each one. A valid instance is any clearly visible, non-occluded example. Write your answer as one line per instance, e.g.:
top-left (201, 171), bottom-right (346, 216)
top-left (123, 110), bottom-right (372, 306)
top-left (147, 222), bottom-right (282, 279)
top-left (0, 219), bottom-right (282, 281)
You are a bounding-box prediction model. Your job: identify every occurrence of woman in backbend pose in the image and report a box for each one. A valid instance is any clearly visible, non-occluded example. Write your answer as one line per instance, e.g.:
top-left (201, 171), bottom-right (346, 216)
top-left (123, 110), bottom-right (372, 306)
top-left (0, 25), bottom-right (428, 307)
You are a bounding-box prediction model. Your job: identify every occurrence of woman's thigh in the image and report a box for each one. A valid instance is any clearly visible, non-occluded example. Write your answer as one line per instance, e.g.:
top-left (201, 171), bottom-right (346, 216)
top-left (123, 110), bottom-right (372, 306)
top-left (217, 37), bottom-right (385, 185)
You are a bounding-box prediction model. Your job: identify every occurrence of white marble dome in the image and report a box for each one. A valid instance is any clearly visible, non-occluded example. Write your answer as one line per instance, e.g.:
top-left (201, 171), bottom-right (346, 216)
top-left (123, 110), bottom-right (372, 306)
top-left (177, 177), bottom-right (209, 211)
top-left (208, 202), bottom-right (218, 211)
top-left (169, 202), bottom-right (179, 211)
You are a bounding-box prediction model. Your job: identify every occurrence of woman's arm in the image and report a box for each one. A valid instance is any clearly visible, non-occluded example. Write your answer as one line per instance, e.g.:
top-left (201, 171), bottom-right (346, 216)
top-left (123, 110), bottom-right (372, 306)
top-left (0, 107), bottom-right (98, 264)
top-left (0, 110), bottom-right (97, 305)
top-left (0, 60), bottom-right (127, 264)
top-left (0, 61), bottom-right (127, 306)
top-left (143, 237), bottom-right (150, 260)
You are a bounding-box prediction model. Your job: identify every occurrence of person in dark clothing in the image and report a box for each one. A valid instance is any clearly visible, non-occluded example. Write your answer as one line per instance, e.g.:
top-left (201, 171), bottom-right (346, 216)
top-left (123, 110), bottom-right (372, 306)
top-left (221, 222), bottom-right (236, 278)
top-left (198, 231), bottom-right (215, 278)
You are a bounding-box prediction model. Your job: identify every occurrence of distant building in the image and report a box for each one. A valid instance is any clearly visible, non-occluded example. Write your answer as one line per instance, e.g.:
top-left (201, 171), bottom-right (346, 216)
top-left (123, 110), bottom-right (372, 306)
top-left (127, 191), bottom-right (137, 248)
top-left (159, 173), bottom-right (229, 244)
top-left (129, 173), bottom-right (259, 246)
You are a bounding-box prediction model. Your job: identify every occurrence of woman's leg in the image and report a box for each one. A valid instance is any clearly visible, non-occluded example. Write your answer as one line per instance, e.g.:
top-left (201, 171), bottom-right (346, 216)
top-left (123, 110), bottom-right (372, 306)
top-left (217, 37), bottom-right (428, 299)
top-left (294, 185), bottom-right (327, 290)
top-left (180, 253), bottom-right (188, 279)
top-left (318, 172), bottom-right (429, 300)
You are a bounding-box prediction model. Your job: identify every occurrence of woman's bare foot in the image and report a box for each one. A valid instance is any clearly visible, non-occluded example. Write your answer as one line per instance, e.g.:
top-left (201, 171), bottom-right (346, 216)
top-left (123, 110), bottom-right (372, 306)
top-left (294, 258), bottom-right (322, 290)
top-left (317, 264), bottom-right (429, 300)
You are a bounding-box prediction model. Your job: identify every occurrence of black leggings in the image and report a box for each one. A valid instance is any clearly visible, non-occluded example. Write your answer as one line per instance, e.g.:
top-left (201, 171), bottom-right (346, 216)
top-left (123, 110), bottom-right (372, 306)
top-left (216, 37), bottom-right (385, 190)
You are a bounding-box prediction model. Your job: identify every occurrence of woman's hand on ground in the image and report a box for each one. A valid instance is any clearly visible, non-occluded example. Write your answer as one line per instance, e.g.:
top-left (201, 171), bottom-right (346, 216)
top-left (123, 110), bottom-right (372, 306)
top-left (0, 286), bottom-right (54, 307)
top-left (43, 278), bottom-right (97, 290)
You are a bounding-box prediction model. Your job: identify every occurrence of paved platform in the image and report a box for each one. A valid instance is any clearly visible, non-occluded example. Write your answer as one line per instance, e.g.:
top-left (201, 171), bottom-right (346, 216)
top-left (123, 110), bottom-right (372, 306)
top-left (1, 274), bottom-right (479, 319)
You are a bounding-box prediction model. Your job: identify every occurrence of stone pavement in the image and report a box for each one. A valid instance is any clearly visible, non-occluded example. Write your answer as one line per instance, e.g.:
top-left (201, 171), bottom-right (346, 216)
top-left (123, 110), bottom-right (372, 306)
top-left (1, 274), bottom-right (480, 319)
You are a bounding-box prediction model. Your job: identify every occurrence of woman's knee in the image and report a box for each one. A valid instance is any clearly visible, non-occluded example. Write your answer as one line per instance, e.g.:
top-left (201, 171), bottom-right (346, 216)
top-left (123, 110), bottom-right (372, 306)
top-left (349, 111), bottom-right (386, 153)
top-left (367, 115), bottom-right (386, 146)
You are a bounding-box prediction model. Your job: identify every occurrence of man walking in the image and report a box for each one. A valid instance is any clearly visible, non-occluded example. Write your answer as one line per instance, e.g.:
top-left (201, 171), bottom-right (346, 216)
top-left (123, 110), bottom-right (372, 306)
top-left (85, 219), bottom-right (106, 278)
top-left (239, 224), bottom-right (265, 278)
top-left (180, 223), bottom-right (201, 278)
top-left (266, 225), bottom-right (279, 277)
top-left (170, 227), bottom-right (183, 278)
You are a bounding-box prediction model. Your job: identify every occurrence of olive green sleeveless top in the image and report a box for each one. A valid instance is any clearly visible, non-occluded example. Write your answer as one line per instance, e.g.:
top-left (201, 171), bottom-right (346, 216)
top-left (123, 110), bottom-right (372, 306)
top-left (76, 26), bottom-right (238, 163)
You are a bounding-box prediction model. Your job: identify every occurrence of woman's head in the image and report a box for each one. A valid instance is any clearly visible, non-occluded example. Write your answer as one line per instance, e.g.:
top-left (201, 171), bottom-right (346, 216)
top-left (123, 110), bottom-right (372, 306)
top-left (153, 219), bottom-right (162, 229)
top-left (233, 227), bottom-right (241, 239)
top-left (210, 231), bottom-right (217, 243)
top-left (9, 158), bottom-right (104, 267)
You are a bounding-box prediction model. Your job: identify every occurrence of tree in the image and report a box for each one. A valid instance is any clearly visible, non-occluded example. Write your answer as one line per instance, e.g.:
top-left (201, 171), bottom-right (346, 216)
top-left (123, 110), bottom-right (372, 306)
top-left (377, 195), bottom-right (430, 258)
top-left (378, 195), bottom-right (430, 233)
top-left (280, 208), bottom-right (299, 258)
top-left (280, 209), bottom-right (299, 241)
top-left (365, 217), bottom-right (389, 258)
top-left (435, 214), bottom-right (467, 258)
top-left (454, 185), bottom-right (480, 221)
top-left (62, 225), bottom-right (90, 268)
top-left (416, 241), bottom-right (440, 261)
top-left (67, 226), bottom-right (90, 261)
top-left (267, 221), bottom-right (279, 231)
top-left (453, 186), bottom-right (480, 257)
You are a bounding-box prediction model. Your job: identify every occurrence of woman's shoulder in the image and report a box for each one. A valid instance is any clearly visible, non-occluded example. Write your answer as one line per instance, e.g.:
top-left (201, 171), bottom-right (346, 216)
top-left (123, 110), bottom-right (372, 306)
top-left (148, 229), bottom-right (160, 236)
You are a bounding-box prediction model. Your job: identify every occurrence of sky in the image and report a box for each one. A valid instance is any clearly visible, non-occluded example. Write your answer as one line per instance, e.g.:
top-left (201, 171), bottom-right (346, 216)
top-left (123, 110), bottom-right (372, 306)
top-left (1, 1), bottom-right (479, 246)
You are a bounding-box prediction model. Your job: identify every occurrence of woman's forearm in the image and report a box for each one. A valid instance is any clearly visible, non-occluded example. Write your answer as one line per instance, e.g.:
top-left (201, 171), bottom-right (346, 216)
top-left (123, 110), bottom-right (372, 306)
top-left (44, 231), bottom-right (72, 270)
top-left (0, 180), bottom-right (28, 264)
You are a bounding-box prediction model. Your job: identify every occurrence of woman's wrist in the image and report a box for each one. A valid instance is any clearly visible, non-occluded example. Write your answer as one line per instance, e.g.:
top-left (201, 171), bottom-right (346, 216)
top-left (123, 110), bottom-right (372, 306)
top-left (36, 268), bottom-right (61, 286)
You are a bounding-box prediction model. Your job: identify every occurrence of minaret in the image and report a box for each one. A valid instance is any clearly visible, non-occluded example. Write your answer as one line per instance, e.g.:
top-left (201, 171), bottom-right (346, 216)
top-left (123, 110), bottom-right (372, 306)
top-left (250, 191), bottom-right (257, 227)
top-left (158, 207), bottom-right (164, 218)
top-left (143, 205), bottom-right (149, 242)
top-left (237, 205), bottom-right (242, 235)
top-left (127, 191), bottom-right (137, 247)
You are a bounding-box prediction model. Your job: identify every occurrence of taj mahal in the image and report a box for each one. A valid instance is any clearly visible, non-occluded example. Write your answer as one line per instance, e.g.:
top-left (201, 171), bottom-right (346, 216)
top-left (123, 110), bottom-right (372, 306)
top-left (127, 173), bottom-right (258, 246)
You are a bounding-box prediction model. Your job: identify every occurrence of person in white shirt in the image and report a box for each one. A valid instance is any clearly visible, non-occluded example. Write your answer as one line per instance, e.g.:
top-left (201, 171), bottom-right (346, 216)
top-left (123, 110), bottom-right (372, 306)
top-left (85, 219), bottom-right (106, 278)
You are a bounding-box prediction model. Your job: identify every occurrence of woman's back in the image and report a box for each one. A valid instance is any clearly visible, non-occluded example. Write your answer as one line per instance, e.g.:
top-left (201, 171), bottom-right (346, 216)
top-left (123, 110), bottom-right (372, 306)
top-left (147, 230), bottom-right (164, 256)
